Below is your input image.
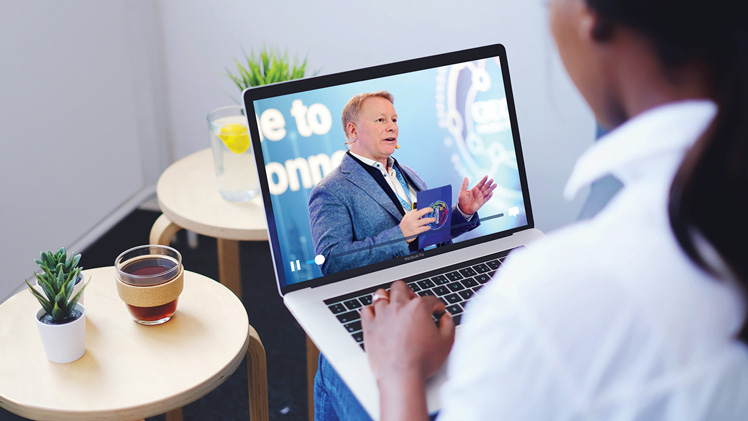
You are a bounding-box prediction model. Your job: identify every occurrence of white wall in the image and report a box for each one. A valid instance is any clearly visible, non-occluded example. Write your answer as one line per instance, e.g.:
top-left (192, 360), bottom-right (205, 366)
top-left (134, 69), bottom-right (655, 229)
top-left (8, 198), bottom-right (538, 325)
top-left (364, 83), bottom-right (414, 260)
top-left (158, 0), bottom-right (595, 233)
top-left (0, 1), bottom-right (170, 301)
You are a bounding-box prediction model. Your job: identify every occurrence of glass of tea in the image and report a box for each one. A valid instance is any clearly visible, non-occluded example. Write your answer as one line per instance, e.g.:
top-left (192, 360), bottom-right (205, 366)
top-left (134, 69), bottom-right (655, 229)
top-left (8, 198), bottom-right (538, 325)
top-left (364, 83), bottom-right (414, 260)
top-left (114, 245), bottom-right (184, 325)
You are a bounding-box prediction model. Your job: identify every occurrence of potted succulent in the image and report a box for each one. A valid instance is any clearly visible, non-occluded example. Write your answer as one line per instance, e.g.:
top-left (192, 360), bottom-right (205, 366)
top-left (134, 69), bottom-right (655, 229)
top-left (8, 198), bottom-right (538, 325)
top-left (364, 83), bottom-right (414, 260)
top-left (34, 247), bottom-right (86, 304)
top-left (26, 251), bottom-right (89, 363)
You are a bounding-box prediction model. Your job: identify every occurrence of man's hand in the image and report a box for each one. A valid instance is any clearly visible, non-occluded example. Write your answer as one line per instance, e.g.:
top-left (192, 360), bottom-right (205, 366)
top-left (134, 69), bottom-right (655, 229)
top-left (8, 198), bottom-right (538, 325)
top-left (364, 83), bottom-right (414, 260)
top-left (399, 208), bottom-right (435, 243)
top-left (458, 176), bottom-right (497, 216)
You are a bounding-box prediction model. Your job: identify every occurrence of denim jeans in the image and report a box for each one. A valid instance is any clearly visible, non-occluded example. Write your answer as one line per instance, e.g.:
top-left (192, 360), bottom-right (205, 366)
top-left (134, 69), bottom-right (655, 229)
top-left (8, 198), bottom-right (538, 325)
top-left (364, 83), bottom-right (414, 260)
top-left (314, 353), bottom-right (372, 421)
top-left (314, 354), bottom-right (439, 420)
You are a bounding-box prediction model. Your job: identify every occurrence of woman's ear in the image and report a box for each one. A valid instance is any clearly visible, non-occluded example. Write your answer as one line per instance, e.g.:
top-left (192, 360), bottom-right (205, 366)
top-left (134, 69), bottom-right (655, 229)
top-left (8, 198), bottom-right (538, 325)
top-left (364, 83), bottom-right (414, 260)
top-left (580, 7), bottom-right (614, 43)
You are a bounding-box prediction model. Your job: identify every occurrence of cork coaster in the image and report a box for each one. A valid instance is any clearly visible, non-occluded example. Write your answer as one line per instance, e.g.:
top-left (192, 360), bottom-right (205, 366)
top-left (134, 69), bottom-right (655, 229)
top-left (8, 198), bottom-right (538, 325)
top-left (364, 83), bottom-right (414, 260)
top-left (116, 267), bottom-right (184, 307)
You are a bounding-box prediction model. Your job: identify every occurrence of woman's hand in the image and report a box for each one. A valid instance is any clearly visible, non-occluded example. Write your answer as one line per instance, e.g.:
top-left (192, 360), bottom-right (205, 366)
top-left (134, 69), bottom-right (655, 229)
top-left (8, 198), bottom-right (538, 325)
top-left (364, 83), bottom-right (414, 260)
top-left (361, 281), bottom-right (455, 420)
top-left (458, 175), bottom-right (497, 215)
top-left (399, 208), bottom-right (436, 243)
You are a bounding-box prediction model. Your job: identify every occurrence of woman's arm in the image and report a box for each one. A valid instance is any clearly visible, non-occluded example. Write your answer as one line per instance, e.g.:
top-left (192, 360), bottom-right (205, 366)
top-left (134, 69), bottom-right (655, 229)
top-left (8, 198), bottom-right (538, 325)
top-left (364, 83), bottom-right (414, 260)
top-left (361, 281), bottom-right (455, 421)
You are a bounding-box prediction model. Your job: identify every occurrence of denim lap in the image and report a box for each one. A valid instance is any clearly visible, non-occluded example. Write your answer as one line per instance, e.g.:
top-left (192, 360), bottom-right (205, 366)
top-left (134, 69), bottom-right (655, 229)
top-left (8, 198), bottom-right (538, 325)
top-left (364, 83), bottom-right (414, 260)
top-left (314, 353), bottom-right (372, 421)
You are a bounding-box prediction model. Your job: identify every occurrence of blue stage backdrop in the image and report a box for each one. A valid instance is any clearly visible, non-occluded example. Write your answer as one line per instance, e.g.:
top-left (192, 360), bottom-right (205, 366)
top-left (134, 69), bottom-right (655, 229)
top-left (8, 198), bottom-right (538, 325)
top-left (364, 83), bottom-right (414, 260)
top-left (251, 58), bottom-right (529, 285)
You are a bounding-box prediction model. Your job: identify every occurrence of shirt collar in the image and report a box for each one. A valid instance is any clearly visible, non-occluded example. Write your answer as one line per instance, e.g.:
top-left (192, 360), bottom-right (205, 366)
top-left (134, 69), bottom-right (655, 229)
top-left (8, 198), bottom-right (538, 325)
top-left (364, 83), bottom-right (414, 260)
top-left (564, 100), bottom-right (717, 201)
top-left (349, 151), bottom-right (394, 172)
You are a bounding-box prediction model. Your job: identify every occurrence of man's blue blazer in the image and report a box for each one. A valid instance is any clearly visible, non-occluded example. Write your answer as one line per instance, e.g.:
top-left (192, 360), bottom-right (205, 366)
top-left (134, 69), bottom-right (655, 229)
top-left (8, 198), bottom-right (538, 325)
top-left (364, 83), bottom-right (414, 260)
top-left (308, 153), bottom-right (479, 275)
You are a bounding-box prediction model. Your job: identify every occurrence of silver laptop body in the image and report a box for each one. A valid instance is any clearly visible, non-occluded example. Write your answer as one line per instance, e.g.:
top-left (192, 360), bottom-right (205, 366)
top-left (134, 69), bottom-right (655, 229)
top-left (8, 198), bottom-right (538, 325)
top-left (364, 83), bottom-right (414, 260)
top-left (243, 44), bottom-right (544, 417)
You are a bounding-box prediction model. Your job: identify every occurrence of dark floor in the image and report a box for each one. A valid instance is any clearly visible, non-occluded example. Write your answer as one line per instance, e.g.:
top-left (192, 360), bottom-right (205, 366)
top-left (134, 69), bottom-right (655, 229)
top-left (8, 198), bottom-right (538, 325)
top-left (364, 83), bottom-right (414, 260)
top-left (1, 209), bottom-right (309, 421)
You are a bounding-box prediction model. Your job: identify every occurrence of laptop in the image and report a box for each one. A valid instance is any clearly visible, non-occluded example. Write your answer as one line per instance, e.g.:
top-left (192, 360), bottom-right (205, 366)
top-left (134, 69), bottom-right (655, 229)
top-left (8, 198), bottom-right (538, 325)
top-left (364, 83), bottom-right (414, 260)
top-left (242, 44), bottom-right (544, 417)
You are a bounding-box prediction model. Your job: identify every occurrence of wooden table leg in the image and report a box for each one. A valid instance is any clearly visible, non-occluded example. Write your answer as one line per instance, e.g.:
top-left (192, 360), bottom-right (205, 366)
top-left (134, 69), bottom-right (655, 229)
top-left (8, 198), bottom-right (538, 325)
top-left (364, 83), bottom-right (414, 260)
top-left (165, 408), bottom-right (184, 421)
top-left (217, 238), bottom-right (242, 299)
top-left (248, 325), bottom-right (269, 421)
top-left (150, 214), bottom-right (182, 246)
top-left (306, 335), bottom-right (320, 421)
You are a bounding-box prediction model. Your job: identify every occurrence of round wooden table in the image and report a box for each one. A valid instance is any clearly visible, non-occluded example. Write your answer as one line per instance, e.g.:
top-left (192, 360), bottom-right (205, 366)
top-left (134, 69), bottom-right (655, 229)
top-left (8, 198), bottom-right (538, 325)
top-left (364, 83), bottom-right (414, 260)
top-left (151, 148), bottom-right (268, 299)
top-left (0, 267), bottom-right (268, 421)
top-left (151, 148), bottom-right (317, 420)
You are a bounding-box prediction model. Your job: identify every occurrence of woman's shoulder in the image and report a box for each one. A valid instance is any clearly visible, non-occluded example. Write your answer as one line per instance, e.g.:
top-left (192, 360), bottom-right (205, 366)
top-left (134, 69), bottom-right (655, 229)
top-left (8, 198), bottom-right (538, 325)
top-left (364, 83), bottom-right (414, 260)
top-left (450, 212), bottom-right (748, 419)
top-left (469, 197), bottom-right (745, 369)
top-left (493, 177), bottom-right (682, 295)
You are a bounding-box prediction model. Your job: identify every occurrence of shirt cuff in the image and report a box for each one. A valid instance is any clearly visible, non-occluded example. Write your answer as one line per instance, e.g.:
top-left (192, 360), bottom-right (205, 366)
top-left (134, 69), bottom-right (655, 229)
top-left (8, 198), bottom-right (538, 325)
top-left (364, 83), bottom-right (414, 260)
top-left (457, 204), bottom-right (474, 221)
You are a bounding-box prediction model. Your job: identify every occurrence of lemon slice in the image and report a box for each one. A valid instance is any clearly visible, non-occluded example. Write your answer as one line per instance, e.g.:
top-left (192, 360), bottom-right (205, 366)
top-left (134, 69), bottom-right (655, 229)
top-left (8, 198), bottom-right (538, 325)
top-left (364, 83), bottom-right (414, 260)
top-left (217, 123), bottom-right (250, 154)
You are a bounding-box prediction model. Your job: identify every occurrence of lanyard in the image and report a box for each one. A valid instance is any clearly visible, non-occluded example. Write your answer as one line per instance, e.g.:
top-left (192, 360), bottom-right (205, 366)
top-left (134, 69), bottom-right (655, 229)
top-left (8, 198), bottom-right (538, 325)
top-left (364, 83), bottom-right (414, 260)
top-left (393, 166), bottom-right (413, 211)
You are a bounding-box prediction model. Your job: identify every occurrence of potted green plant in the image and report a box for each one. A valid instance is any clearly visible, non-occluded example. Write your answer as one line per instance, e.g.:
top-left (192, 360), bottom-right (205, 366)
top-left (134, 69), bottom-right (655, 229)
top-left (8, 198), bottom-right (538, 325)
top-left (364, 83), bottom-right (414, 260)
top-left (34, 247), bottom-right (86, 303)
top-left (226, 46), bottom-right (312, 91)
top-left (26, 250), bottom-right (89, 363)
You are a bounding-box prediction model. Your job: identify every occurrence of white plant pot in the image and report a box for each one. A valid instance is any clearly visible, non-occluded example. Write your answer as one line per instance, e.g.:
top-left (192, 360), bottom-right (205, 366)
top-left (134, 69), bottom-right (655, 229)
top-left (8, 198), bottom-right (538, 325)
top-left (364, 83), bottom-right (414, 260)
top-left (35, 273), bottom-right (85, 305)
top-left (35, 303), bottom-right (86, 363)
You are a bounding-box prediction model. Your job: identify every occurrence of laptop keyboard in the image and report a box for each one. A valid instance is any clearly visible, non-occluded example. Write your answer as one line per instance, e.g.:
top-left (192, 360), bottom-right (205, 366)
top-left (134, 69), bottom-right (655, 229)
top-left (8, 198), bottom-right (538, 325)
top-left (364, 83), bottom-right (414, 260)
top-left (324, 247), bottom-right (521, 350)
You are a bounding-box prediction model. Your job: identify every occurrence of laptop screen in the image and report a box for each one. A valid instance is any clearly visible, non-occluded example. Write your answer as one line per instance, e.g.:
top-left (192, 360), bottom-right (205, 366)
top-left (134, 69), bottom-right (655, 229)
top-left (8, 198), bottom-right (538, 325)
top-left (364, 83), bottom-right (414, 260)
top-left (243, 44), bottom-right (533, 293)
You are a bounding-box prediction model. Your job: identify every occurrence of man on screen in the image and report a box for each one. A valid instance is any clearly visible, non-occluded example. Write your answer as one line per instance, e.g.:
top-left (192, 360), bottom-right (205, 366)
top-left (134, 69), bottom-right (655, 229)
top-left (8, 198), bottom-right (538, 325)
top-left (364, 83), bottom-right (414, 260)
top-left (308, 91), bottom-right (497, 275)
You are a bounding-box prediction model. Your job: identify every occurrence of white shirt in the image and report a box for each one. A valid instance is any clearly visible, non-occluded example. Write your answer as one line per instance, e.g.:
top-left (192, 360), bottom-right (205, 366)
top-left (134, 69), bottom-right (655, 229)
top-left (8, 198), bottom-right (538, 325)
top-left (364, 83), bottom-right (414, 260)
top-left (439, 101), bottom-right (748, 420)
top-left (349, 152), bottom-right (417, 208)
top-left (349, 152), bottom-right (473, 219)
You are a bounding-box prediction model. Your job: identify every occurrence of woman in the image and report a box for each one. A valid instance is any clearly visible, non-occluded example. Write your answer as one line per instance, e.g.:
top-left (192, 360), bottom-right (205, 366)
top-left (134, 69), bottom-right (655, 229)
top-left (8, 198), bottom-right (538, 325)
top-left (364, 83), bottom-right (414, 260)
top-left (360, 0), bottom-right (748, 419)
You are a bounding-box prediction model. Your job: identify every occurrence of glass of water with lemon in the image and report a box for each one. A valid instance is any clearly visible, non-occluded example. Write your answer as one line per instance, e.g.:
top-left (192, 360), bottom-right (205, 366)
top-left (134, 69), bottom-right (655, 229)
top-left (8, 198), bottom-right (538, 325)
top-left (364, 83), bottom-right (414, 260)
top-left (207, 105), bottom-right (260, 202)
